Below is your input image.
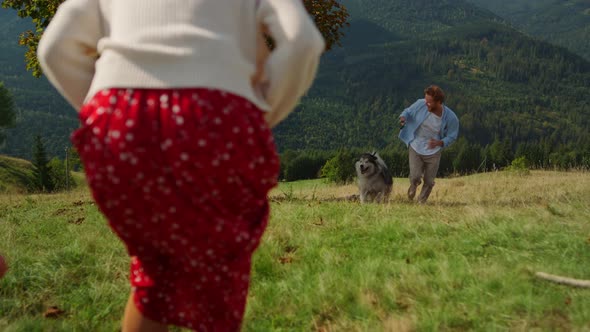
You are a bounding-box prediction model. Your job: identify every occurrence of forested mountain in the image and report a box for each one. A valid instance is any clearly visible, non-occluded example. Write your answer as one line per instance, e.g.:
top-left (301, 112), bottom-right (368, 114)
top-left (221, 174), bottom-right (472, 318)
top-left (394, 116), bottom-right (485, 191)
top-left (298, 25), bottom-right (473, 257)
top-left (273, 0), bottom-right (590, 154)
top-left (466, 0), bottom-right (590, 60)
top-left (0, 9), bottom-right (78, 159)
top-left (0, 1), bottom-right (589, 164)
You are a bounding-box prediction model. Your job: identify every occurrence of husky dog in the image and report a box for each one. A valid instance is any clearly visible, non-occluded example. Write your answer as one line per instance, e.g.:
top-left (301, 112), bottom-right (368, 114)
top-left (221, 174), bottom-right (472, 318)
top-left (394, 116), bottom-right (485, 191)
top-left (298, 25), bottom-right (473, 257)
top-left (355, 152), bottom-right (393, 203)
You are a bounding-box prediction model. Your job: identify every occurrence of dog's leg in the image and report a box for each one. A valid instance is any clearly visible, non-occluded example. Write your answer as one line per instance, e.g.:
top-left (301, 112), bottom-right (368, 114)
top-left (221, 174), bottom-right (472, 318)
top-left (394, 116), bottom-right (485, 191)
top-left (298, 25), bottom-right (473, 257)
top-left (376, 192), bottom-right (384, 203)
top-left (382, 187), bottom-right (391, 204)
top-left (360, 191), bottom-right (367, 203)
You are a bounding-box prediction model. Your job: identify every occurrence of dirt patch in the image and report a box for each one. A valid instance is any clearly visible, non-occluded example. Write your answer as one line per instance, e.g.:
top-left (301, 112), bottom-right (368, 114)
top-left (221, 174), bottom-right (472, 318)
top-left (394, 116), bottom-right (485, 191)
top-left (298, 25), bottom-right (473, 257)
top-left (52, 208), bottom-right (68, 216)
top-left (532, 309), bottom-right (571, 331)
top-left (43, 306), bottom-right (66, 319)
top-left (68, 217), bottom-right (85, 225)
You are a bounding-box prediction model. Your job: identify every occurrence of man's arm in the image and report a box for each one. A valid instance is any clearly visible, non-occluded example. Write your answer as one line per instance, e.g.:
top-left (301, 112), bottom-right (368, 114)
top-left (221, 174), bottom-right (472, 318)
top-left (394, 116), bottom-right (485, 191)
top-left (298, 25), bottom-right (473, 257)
top-left (441, 114), bottom-right (460, 147)
top-left (399, 99), bottom-right (423, 126)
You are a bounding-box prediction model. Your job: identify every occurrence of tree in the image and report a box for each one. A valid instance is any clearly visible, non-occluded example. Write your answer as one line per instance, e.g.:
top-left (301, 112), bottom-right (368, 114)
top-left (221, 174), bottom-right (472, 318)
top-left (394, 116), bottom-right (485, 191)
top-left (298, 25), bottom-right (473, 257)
top-left (321, 149), bottom-right (356, 184)
top-left (453, 139), bottom-right (482, 174)
top-left (489, 137), bottom-right (513, 169)
top-left (303, 0), bottom-right (349, 50)
top-left (1, 0), bottom-right (61, 77)
top-left (0, 82), bottom-right (16, 146)
top-left (2, 0), bottom-right (349, 77)
top-left (48, 156), bottom-right (76, 191)
top-left (32, 135), bottom-right (55, 192)
top-left (68, 146), bottom-right (83, 171)
top-left (284, 153), bottom-right (328, 181)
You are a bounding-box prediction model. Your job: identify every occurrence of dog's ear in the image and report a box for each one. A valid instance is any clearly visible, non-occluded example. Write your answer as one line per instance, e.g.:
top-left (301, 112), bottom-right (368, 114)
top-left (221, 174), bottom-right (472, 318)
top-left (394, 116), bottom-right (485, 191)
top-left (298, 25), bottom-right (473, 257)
top-left (371, 151), bottom-right (382, 162)
top-left (362, 152), bottom-right (377, 163)
top-left (359, 153), bottom-right (374, 162)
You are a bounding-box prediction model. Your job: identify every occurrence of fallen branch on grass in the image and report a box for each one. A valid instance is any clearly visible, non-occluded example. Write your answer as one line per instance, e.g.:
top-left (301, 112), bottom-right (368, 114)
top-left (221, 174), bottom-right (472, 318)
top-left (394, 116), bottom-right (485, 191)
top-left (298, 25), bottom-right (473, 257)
top-left (535, 272), bottom-right (590, 288)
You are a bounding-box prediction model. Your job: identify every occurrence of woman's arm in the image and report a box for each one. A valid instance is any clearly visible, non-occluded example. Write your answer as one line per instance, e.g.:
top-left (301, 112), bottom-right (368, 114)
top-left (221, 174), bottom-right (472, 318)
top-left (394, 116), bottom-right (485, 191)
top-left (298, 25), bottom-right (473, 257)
top-left (37, 0), bottom-right (104, 111)
top-left (257, 0), bottom-right (325, 128)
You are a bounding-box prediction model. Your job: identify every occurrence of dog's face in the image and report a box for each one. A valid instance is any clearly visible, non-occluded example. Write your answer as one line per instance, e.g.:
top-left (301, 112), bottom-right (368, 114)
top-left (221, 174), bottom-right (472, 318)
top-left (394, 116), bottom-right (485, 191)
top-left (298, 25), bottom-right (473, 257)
top-left (355, 154), bottom-right (379, 177)
top-left (355, 152), bottom-right (393, 203)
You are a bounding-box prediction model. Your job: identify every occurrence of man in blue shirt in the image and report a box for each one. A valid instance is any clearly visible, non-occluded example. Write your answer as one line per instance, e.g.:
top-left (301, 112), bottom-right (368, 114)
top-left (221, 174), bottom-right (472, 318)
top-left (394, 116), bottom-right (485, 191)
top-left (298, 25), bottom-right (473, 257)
top-left (398, 85), bottom-right (460, 203)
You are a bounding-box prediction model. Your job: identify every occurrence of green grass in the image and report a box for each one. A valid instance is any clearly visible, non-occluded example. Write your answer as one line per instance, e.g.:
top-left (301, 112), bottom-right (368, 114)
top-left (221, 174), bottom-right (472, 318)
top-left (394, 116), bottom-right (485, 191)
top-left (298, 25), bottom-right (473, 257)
top-left (0, 155), bottom-right (36, 194)
top-left (1, 171), bottom-right (590, 331)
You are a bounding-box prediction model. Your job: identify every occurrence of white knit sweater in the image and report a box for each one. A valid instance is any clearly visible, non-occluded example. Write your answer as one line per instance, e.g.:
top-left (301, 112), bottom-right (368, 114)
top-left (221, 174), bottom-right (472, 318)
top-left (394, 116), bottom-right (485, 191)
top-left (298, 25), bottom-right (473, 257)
top-left (38, 0), bottom-right (325, 127)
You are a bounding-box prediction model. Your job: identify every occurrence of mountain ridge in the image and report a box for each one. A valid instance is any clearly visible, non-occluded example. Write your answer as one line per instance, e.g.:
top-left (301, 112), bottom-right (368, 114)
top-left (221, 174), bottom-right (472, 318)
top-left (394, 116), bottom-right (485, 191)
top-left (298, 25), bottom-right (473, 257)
top-left (465, 0), bottom-right (590, 60)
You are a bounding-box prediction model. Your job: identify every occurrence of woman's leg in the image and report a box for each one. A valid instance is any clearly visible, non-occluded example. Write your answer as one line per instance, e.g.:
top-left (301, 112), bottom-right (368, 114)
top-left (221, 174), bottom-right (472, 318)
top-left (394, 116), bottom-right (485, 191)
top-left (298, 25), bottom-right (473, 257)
top-left (122, 293), bottom-right (168, 332)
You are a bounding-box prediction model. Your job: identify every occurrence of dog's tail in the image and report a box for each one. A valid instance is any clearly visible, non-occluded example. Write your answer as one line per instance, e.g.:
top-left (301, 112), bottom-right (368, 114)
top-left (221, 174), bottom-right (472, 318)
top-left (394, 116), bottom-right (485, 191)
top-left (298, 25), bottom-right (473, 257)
top-left (372, 152), bottom-right (393, 186)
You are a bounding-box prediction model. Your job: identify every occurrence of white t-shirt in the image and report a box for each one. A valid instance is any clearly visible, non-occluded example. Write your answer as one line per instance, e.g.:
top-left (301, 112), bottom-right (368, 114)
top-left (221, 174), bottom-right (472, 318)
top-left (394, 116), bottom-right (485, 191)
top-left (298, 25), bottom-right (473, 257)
top-left (410, 112), bottom-right (443, 155)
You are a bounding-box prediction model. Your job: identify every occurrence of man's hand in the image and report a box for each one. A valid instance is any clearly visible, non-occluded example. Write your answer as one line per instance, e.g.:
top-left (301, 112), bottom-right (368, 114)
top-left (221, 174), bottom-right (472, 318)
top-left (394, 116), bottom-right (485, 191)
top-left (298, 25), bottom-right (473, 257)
top-left (399, 116), bottom-right (406, 128)
top-left (428, 139), bottom-right (443, 149)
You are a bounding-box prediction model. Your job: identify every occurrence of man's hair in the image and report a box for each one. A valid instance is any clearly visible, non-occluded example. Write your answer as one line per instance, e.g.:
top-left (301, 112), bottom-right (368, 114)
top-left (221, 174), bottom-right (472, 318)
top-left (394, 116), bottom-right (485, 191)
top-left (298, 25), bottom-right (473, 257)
top-left (424, 85), bottom-right (445, 103)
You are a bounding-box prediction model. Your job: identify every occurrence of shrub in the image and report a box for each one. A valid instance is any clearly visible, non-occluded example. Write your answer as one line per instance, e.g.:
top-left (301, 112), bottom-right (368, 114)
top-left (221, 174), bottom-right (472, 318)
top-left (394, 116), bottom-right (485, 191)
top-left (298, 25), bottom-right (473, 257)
top-left (48, 157), bottom-right (76, 191)
top-left (283, 154), bottom-right (327, 181)
top-left (321, 150), bottom-right (356, 184)
top-left (506, 156), bottom-right (530, 175)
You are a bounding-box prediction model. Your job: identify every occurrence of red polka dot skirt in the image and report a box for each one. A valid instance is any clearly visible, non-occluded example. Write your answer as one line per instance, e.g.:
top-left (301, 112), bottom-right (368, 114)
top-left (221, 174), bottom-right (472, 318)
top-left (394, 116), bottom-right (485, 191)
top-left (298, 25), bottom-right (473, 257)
top-left (71, 88), bottom-right (280, 331)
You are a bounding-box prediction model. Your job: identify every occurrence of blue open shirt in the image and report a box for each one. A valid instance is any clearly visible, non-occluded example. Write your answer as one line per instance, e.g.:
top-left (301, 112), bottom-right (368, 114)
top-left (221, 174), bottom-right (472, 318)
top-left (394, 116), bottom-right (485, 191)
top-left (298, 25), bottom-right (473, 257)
top-left (398, 99), bottom-right (460, 148)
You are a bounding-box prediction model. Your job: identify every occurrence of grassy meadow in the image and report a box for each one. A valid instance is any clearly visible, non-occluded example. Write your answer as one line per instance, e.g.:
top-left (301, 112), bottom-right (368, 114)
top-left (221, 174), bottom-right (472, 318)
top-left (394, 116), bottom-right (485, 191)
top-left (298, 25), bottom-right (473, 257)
top-left (0, 170), bottom-right (589, 331)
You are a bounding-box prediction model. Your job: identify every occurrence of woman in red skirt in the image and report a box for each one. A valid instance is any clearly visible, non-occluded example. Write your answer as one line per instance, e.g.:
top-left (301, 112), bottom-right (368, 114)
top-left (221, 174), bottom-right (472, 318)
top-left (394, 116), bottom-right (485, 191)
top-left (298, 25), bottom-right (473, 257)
top-left (38, 0), bottom-right (325, 331)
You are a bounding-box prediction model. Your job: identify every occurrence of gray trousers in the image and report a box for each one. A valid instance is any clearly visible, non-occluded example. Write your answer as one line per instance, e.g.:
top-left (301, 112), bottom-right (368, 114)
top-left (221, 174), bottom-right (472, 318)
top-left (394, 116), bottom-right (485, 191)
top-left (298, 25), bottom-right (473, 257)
top-left (408, 146), bottom-right (442, 203)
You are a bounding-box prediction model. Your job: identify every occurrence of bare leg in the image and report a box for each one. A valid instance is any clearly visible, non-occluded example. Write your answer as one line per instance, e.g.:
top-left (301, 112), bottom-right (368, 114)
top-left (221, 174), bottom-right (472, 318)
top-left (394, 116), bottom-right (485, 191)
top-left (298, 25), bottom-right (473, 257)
top-left (122, 293), bottom-right (168, 332)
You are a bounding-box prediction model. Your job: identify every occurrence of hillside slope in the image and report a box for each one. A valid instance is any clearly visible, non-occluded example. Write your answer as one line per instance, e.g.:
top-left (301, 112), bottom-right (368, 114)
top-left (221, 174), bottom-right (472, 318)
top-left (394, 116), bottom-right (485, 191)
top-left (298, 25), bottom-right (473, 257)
top-left (0, 155), bottom-right (35, 193)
